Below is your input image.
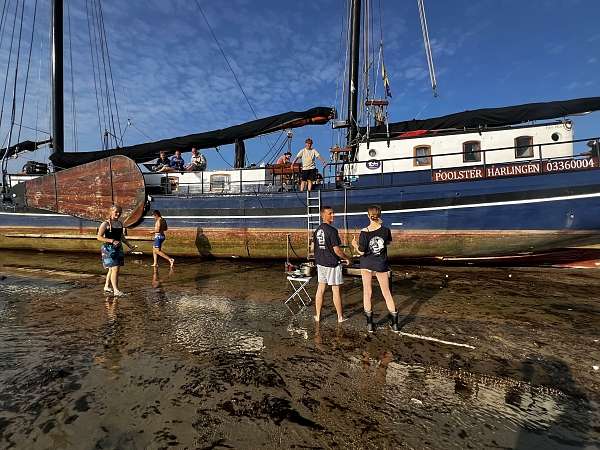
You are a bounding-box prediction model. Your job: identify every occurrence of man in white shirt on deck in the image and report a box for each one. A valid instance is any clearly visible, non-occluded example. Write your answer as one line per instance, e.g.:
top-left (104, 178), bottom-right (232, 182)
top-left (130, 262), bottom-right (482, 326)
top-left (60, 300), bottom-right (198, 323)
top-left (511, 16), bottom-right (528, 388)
top-left (293, 138), bottom-right (327, 192)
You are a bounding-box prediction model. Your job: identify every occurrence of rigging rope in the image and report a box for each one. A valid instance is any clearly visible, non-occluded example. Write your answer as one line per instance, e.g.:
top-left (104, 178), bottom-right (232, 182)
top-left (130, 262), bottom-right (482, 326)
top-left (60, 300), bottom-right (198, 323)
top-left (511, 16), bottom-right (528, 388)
top-left (97, 0), bottom-right (122, 142)
top-left (214, 146), bottom-right (233, 168)
top-left (87, 0), bottom-right (107, 147)
top-left (417, 0), bottom-right (438, 97)
top-left (0, 0), bottom-right (19, 134)
top-left (16, 0), bottom-right (37, 146)
top-left (0, 0), bottom-right (10, 55)
top-left (66, 0), bottom-right (78, 151)
top-left (193, 0), bottom-right (258, 120)
top-left (95, 0), bottom-right (118, 148)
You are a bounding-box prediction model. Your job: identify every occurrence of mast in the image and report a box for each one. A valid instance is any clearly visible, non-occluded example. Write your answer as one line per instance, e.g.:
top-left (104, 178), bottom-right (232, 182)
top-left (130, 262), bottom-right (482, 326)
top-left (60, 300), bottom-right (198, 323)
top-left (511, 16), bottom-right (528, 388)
top-left (51, 0), bottom-right (64, 155)
top-left (347, 0), bottom-right (361, 155)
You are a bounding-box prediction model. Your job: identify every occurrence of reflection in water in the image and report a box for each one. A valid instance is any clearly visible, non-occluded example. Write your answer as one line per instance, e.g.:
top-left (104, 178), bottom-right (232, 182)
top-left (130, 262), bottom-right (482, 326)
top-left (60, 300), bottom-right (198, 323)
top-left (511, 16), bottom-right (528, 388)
top-left (168, 294), bottom-right (265, 356)
top-left (98, 297), bottom-right (123, 374)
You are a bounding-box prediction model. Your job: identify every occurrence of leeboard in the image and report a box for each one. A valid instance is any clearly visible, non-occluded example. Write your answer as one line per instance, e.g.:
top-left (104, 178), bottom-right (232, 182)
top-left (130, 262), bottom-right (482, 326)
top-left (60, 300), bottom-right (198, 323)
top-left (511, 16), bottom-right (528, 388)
top-left (23, 156), bottom-right (146, 226)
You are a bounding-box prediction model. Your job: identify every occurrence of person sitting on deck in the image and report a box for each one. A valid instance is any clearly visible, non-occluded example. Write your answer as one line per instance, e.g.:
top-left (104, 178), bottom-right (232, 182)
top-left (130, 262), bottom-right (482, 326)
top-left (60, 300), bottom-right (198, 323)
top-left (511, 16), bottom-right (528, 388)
top-left (153, 151), bottom-right (173, 173)
top-left (170, 150), bottom-right (185, 172)
top-left (185, 147), bottom-right (207, 171)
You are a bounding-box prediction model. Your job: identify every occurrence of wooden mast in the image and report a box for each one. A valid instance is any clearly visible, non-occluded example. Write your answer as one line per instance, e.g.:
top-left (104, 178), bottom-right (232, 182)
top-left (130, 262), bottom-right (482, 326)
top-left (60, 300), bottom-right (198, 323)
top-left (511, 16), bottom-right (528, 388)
top-left (51, 0), bottom-right (64, 155)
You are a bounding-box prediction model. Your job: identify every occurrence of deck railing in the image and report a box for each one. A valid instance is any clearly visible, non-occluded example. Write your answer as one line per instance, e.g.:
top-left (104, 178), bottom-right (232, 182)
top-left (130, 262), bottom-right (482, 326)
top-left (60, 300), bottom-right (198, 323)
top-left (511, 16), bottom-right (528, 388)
top-left (4, 136), bottom-right (599, 196)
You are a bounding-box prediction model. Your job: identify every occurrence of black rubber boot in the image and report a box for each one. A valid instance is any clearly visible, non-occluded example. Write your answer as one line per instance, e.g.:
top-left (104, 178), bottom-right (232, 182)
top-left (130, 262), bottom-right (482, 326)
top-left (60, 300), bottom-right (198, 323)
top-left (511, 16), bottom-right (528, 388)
top-left (389, 311), bottom-right (399, 333)
top-left (365, 311), bottom-right (375, 333)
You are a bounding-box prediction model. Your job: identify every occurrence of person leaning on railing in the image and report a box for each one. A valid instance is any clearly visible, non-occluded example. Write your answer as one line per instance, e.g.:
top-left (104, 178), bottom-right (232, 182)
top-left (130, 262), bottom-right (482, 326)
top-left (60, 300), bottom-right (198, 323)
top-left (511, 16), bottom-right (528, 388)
top-left (153, 150), bottom-right (173, 173)
top-left (170, 150), bottom-right (185, 172)
top-left (185, 147), bottom-right (207, 171)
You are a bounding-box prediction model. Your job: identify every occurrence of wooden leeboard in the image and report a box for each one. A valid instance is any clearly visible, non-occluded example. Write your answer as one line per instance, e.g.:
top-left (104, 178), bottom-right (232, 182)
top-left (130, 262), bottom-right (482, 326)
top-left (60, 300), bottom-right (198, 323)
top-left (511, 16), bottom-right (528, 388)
top-left (24, 156), bottom-right (146, 226)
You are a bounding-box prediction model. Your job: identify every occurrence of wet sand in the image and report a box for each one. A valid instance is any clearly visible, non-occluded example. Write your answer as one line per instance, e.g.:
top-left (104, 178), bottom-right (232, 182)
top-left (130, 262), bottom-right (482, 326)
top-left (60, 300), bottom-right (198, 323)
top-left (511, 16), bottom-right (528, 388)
top-left (0, 250), bottom-right (599, 449)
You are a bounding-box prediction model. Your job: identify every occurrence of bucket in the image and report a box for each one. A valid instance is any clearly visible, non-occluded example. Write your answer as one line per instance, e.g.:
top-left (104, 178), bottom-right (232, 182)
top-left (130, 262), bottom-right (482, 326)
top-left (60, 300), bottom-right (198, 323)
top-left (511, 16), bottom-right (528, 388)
top-left (300, 262), bottom-right (314, 277)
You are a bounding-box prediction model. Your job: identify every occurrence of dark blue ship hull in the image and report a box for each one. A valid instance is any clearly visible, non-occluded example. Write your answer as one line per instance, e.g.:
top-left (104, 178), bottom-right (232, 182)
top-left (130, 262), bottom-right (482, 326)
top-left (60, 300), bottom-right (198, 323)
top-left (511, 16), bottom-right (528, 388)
top-left (2, 169), bottom-right (600, 259)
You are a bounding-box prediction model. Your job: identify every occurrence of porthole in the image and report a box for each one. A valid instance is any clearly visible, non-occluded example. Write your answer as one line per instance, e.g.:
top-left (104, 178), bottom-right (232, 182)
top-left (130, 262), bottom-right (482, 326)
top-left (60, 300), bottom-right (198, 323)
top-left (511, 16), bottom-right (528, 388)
top-left (368, 149), bottom-right (377, 157)
top-left (551, 132), bottom-right (561, 142)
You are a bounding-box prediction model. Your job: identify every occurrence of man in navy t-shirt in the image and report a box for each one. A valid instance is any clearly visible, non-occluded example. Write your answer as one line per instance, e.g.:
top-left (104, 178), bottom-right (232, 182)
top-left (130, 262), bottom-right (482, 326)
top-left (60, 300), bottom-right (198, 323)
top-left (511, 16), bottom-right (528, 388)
top-left (313, 206), bottom-right (351, 323)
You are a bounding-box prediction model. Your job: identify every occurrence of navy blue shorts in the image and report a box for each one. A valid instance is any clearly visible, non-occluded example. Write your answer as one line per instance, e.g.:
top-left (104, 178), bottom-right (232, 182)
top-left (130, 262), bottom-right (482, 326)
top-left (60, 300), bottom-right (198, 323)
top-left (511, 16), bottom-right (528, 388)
top-left (301, 168), bottom-right (317, 181)
top-left (153, 233), bottom-right (166, 249)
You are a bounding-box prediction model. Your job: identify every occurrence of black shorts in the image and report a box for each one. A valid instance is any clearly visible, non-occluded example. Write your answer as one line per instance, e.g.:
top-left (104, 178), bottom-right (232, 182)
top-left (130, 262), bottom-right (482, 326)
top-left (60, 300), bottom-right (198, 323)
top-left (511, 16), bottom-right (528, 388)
top-left (301, 168), bottom-right (317, 181)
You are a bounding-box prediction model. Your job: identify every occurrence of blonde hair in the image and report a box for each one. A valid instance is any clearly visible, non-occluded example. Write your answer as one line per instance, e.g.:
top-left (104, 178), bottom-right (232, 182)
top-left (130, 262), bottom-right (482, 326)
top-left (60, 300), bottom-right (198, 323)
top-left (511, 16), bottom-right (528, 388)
top-left (108, 205), bottom-right (123, 221)
top-left (367, 205), bottom-right (381, 222)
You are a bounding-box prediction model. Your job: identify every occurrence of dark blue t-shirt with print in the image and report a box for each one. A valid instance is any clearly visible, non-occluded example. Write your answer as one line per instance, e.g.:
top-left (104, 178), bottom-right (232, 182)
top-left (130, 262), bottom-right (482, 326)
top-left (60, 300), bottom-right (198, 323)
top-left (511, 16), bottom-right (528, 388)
top-left (314, 223), bottom-right (341, 267)
top-left (359, 225), bottom-right (392, 272)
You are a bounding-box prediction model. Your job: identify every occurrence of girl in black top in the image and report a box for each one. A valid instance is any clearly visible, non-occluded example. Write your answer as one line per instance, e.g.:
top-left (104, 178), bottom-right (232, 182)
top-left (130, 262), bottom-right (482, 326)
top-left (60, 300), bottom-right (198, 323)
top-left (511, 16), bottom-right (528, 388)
top-left (351, 205), bottom-right (399, 333)
top-left (97, 205), bottom-right (136, 296)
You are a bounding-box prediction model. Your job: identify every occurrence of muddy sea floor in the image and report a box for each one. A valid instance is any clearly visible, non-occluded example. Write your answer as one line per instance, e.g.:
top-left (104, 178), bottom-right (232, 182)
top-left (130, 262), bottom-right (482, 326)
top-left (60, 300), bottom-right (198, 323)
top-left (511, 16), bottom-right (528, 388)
top-left (0, 250), bottom-right (599, 449)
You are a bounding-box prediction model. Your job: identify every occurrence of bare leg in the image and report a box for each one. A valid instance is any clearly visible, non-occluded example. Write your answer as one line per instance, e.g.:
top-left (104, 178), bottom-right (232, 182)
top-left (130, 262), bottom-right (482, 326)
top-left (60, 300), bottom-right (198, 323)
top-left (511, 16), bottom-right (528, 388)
top-left (307, 179), bottom-right (313, 191)
top-left (375, 271), bottom-right (397, 312)
top-left (104, 270), bottom-right (111, 291)
top-left (300, 180), bottom-right (306, 192)
top-left (314, 282), bottom-right (326, 321)
top-left (152, 248), bottom-right (158, 266)
top-left (156, 249), bottom-right (174, 265)
top-left (109, 267), bottom-right (120, 292)
top-left (361, 270), bottom-right (373, 312)
top-left (331, 285), bottom-right (345, 322)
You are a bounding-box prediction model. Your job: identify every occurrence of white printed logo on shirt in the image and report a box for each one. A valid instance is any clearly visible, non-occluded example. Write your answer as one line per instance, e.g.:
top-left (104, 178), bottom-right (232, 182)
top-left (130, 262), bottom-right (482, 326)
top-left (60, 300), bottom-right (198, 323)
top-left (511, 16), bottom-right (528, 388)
top-left (316, 229), bottom-right (326, 249)
top-left (368, 236), bottom-right (385, 256)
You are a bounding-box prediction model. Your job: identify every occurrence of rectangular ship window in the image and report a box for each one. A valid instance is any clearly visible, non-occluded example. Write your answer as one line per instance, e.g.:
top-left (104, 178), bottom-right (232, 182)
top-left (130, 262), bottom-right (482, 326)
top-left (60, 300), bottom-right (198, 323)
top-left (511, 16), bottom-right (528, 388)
top-left (463, 141), bottom-right (481, 162)
top-left (210, 174), bottom-right (230, 192)
top-left (414, 146), bottom-right (431, 166)
top-left (515, 136), bottom-right (534, 158)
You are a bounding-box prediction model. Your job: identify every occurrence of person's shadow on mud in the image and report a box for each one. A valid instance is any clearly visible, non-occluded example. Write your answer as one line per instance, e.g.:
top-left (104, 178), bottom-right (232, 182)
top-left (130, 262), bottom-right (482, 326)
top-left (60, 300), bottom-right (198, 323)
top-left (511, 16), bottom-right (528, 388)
top-left (513, 356), bottom-right (592, 449)
top-left (394, 272), bottom-right (440, 330)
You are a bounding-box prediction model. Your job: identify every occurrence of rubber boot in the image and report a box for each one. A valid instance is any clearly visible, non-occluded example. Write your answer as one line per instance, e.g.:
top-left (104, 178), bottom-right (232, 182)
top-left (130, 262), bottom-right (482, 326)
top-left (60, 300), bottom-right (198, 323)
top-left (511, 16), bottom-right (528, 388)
top-left (365, 311), bottom-right (375, 333)
top-left (389, 311), bottom-right (399, 333)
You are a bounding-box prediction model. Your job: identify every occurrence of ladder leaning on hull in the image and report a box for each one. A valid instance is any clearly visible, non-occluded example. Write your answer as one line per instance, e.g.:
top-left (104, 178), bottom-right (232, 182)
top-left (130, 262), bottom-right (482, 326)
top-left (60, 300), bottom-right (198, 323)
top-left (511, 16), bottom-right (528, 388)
top-left (306, 190), bottom-right (321, 259)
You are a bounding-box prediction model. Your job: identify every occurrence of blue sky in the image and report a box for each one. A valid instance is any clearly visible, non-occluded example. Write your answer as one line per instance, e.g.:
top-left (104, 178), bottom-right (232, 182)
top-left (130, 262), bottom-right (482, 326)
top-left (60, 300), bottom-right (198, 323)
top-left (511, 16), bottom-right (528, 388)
top-left (2, 0), bottom-right (600, 172)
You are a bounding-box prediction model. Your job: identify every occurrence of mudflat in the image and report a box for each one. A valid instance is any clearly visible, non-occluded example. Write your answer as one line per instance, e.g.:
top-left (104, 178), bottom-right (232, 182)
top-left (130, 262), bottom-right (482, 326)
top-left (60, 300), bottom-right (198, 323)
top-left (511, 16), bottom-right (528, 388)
top-left (0, 250), bottom-right (599, 449)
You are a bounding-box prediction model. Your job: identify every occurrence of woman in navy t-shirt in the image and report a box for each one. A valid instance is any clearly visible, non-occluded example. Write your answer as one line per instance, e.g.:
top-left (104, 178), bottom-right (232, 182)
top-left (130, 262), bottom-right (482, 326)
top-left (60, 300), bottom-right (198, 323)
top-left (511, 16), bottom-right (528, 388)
top-left (351, 205), bottom-right (399, 333)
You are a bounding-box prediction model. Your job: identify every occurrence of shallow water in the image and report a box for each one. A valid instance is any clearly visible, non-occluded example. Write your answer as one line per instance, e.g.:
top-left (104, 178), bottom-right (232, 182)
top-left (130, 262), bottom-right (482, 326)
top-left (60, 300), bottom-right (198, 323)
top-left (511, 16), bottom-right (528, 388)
top-left (0, 251), bottom-right (599, 449)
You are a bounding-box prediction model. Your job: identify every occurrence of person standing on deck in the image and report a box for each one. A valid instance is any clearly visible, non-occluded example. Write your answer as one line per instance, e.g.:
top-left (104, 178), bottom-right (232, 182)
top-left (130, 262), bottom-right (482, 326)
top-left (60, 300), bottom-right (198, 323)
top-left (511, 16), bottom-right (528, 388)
top-left (97, 205), bottom-right (136, 296)
top-left (313, 206), bottom-right (351, 323)
top-left (351, 205), bottom-right (399, 333)
top-left (293, 138), bottom-right (327, 192)
top-left (151, 210), bottom-right (175, 269)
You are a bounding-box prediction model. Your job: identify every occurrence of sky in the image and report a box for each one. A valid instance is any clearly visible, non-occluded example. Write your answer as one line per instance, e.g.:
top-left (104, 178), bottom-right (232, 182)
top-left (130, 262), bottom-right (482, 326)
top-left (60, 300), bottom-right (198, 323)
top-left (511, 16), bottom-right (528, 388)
top-left (1, 0), bottom-right (600, 172)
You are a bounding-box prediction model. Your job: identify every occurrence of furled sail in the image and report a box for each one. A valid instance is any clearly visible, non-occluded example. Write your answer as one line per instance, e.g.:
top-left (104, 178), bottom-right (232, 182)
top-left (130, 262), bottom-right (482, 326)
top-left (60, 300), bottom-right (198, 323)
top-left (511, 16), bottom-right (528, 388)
top-left (0, 139), bottom-right (52, 159)
top-left (364, 97), bottom-right (600, 137)
top-left (50, 107), bottom-right (334, 170)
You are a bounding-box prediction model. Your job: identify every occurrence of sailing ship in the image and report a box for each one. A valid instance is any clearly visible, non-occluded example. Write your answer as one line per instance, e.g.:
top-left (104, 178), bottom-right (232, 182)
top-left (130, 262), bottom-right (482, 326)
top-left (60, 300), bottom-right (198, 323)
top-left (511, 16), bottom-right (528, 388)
top-left (1, 0), bottom-right (600, 263)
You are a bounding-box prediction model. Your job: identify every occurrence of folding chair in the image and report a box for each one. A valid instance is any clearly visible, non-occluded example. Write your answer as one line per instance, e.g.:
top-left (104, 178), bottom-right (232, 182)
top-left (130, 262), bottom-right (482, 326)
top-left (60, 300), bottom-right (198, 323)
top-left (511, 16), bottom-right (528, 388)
top-left (285, 275), bottom-right (312, 312)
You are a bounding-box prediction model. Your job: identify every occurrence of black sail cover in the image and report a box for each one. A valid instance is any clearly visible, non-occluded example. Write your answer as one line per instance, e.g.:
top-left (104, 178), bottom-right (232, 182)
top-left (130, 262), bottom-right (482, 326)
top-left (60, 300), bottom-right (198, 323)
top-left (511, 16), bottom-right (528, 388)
top-left (0, 138), bottom-right (52, 159)
top-left (363, 97), bottom-right (600, 136)
top-left (50, 107), bottom-right (334, 169)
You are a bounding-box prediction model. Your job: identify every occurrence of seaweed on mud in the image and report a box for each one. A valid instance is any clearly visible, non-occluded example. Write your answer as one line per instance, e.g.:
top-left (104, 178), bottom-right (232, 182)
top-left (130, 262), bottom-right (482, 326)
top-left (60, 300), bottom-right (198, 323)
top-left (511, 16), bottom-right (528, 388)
top-left (219, 394), bottom-right (323, 430)
top-left (182, 353), bottom-right (288, 400)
